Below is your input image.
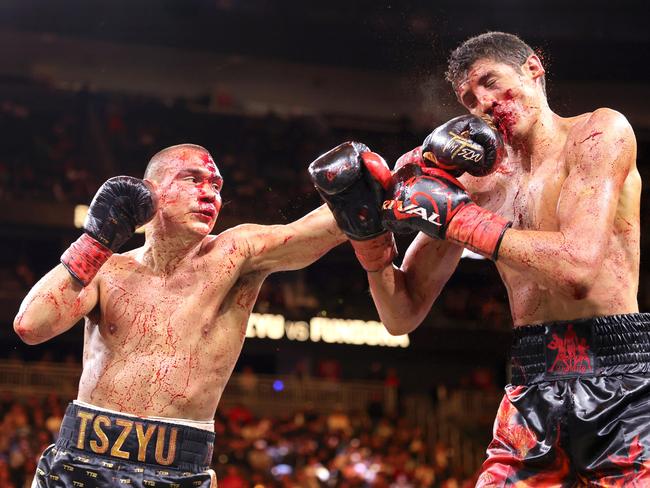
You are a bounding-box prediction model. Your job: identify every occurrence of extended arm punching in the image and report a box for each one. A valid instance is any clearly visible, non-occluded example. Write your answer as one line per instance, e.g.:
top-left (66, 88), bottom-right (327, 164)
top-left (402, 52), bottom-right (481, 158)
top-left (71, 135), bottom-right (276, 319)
top-left (309, 142), bottom-right (397, 272)
top-left (368, 115), bottom-right (507, 333)
top-left (238, 204), bottom-right (347, 275)
top-left (236, 142), bottom-right (400, 276)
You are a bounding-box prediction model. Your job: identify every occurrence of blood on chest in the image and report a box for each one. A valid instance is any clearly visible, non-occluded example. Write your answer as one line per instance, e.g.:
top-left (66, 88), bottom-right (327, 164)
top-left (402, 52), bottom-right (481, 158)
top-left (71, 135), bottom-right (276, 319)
top-left (470, 160), bottom-right (566, 231)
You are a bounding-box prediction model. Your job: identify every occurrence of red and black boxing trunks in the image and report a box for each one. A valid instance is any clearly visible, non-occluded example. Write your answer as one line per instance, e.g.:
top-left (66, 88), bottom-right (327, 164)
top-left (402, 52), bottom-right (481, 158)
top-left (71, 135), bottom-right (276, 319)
top-left (477, 313), bottom-right (650, 487)
top-left (33, 403), bottom-right (216, 487)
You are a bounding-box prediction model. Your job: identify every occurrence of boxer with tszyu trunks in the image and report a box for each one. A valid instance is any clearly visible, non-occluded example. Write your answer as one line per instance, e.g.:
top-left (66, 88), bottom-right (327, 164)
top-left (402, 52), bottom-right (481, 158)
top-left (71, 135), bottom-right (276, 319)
top-left (15, 144), bottom-right (351, 487)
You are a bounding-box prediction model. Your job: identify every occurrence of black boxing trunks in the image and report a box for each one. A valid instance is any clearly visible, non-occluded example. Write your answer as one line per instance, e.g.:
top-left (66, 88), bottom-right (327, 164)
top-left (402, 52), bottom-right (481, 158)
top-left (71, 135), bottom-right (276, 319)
top-left (477, 313), bottom-right (650, 487)
top-left (32, 403), bottom-right (216, 488)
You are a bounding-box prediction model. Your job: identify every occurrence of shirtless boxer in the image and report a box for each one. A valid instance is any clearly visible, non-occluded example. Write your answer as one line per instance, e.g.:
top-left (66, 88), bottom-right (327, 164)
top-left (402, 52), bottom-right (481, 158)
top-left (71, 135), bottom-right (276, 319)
top-left (311, 32), bottom-right (644, 486)
top-left (13, 143), bottom-right (365, 487)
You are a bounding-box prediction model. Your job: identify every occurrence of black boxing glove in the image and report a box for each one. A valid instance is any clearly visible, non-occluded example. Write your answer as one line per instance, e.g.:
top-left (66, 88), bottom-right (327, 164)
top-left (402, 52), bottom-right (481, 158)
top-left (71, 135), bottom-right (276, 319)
top-left (61, 176), bottom-right (158, 286)
top-left (420, 114), bottom-right (504, 177)
top-left (309, 142), bottom-right (397, 272)
top-left (382, 165), bottom-right (511, 260)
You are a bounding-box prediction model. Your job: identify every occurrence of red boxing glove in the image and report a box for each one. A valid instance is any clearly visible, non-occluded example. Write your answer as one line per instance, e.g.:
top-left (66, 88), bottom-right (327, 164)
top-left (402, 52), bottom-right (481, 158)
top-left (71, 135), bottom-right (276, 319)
top-left (445, 200), bottom-right (511, 259)
top-left (394, 146), bottom-right (425, 174)
top-left (382, 165), bottom-right (510, 260)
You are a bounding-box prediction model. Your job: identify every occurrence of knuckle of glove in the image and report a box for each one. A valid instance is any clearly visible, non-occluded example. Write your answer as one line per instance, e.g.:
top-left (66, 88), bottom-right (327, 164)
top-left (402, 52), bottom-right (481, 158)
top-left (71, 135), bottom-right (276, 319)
top-left (467, 116), bottom-right (505, 176)
top-left (423, 114), bottom-right (505, 178)
top-left (114, 176), bottom-right (157, 226)
top-left (308, 142), bottom-right (364, 195)
top-left (349, 141), bottom-right (371, 154)
top-left (382, 167), bottom-right (472, 240)
top-left (84, 176), bottom-right (154, 251)
top-left (421, 124), bottom-right (468, 178)
top-left (135, 187), bottom-right (158, 225)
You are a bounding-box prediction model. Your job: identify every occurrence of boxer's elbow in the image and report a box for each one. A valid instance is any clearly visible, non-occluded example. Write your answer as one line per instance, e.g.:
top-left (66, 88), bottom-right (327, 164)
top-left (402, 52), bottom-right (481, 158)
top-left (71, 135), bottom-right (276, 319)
top-left (14, 322), bottom-right (39, 345)
top-left (13, 314), bottom-right (46, 345)
top-left (379, 293), bottom-right (431, 335)
top-left (381, 310), bottom-right (423, 336)
top-left (383, 320), bottom-right (409, 336)
top-left (384, 323), bottom-right (411, 336)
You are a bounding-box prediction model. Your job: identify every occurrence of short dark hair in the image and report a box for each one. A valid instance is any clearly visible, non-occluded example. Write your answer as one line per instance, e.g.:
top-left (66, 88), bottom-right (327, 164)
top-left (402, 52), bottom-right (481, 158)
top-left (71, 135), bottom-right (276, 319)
top-left (144, 143), bottom-right (210, 181)
top-left (446, 31), bottom-right (545, 95)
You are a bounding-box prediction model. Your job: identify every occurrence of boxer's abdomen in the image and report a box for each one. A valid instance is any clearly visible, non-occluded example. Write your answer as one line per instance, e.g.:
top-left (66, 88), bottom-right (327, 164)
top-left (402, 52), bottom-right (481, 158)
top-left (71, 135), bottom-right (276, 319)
top-left (499, 252), bottom-right (639, 326)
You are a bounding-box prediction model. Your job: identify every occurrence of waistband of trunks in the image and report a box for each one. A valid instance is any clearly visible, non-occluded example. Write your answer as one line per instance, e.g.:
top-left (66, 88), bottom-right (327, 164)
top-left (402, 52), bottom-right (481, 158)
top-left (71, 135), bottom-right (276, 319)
top-left (510, 313), bottom-right (650, 385)
top-left (56, 403), bottom-right (215, 472)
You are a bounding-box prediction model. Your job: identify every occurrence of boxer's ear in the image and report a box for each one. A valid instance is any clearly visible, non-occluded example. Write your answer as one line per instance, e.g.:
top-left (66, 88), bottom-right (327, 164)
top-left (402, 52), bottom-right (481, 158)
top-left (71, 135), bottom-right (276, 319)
top-left (523, 54), bottom-right (545, 82)
top-left (143, 178), bottom-right (160, 213)
top-left (143, 178), bottom-right (158, 194)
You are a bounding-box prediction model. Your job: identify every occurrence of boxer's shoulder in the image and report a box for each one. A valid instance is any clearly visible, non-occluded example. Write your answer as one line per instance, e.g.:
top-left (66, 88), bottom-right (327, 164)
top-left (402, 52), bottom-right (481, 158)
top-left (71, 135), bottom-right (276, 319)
top-left (98, 249), bottom-right (142, 273)
top-left (566, 108), bottom-right (633, 146)
top-left (85, 249), bottom-right (146, 288)
top-left (564, 108), bottom-right (635, 172)
top-left (201, 224), bottom-right (263, 262)
top-left (220, 223), bottom-right (275, 244)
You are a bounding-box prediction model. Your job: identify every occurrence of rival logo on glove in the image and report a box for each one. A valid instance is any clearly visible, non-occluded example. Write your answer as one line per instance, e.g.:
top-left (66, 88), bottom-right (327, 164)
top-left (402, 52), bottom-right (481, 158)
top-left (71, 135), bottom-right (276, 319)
top-left (382, 200), bottom-right (441, 225)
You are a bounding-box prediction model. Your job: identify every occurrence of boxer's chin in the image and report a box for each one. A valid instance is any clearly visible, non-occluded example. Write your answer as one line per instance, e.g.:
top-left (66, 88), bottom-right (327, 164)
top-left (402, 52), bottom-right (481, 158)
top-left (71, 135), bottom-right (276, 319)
top-left (192, 220), bottom-right (216, 236)
top-left (180, 214), bottom-right (216, 236)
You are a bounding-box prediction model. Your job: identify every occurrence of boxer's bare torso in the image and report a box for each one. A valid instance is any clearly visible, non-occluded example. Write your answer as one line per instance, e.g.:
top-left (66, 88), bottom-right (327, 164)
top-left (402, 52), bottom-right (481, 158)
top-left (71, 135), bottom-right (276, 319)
top-left (464, 111), bottom-right (640, 325)
top-left (368, 92), bottom-right (639, 335)
top-left (80, 232), bottom-right (262, 420)
top-left (15, 145), bottom-right (345, 422)
top-left (24, 210), bottom-right (342, 422)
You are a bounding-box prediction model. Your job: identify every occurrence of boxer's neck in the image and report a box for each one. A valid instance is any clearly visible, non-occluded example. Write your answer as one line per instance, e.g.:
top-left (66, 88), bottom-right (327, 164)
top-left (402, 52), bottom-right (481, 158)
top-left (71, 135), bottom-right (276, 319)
top-left (507, 106), bottom-right (564, 172)
top-left (142, 228), bottom-right (204, 274)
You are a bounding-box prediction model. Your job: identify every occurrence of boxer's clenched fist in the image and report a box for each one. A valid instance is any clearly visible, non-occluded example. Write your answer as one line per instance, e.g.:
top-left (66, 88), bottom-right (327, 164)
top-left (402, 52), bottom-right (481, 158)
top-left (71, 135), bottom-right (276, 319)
top-left (383, 164), bottom-right (511, 260)
top-left (61, 176), bottom-right (158, 285)
top-left (309, 142), bottom-right (396, 272)
top-left (394, 115), bottom-right (504, 178)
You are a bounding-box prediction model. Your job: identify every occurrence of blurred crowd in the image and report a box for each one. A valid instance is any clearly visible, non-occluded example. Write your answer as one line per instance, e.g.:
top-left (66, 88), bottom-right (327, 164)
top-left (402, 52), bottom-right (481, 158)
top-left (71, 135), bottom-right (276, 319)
top-left (0, 85), bottom-right (513, 330)
top-left (0, 88), bottom-right (406, 221)
top-left (0, 392), bottom-right (477, 488)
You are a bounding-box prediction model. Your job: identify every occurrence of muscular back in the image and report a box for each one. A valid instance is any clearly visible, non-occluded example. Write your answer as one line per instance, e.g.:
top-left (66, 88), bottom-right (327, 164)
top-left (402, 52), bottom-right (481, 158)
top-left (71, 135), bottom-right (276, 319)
top-left (78, 231), bottom-right (264, 420)
top-left (464, 111), bottom-right (640, 326)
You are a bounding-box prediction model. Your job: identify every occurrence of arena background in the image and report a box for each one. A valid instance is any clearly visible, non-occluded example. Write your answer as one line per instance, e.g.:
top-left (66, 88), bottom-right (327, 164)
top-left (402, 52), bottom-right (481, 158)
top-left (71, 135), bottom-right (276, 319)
top-left (0, 1), bottom-right (648, 486)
